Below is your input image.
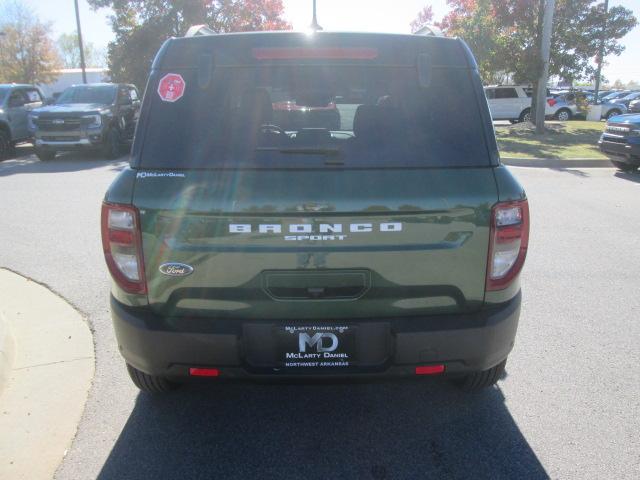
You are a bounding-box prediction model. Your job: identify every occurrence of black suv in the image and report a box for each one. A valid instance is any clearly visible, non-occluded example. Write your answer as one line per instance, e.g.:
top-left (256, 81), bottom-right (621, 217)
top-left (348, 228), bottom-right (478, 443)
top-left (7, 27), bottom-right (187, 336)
top-left (29, 83), bottom-right (140, 161)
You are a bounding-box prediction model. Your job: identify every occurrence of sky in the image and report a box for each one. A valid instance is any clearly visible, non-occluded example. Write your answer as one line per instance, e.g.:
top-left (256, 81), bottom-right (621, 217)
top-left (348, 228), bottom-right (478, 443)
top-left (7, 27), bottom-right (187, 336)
top-left (13, 0), bottom-right (640, 83)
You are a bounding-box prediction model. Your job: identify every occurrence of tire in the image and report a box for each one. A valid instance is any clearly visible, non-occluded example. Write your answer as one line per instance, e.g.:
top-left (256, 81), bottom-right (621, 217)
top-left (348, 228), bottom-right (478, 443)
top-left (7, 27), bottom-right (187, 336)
top-left (35, 148), bottom-right (56, 161)
top-left (610, 160), bottom-right (638, 172)
top-left (453, 359), bottom-right (507, 392)
top-left (555, 108), bottom-right (572, 121)
top-left (102, 129), bottom-right (121, 159)
top-left (0, 130), bottom-right (11, 160)
top-left (606, 109), bottom-right (622, 120)
top-left (518, 109), bottom-right (531, 123)
top-left (126, 363), bottom-right (179, 394)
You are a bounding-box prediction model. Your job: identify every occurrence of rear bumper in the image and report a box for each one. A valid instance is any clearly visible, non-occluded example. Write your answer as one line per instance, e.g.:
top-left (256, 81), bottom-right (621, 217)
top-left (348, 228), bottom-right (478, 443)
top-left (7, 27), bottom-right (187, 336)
top-left (111, 292), bottom-right (522, 380)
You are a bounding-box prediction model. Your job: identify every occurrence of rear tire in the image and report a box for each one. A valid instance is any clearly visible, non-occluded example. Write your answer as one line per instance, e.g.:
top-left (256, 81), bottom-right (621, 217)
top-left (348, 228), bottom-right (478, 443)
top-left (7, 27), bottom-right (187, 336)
top-left (102, 129), bottom-right (121, 159)
top-left (0, 130), bottom-right (11, 160)
top-left (126, 363), bottom-right (179, 394)
top-left (611, 160), bottom-right (638, 172)
top-left (518, 109), bottom-right (531, 123)
top-left (35, 148), bottom-right (56, 161)
top-left (453, 359), bottom-right (507, 392)
top-left (555, 108), bottom-right (572, 121)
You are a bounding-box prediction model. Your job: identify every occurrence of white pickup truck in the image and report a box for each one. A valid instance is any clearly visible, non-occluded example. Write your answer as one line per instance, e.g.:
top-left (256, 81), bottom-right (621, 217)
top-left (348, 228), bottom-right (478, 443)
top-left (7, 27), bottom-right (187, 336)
top-left (484, 85), bottom-right (553, 123)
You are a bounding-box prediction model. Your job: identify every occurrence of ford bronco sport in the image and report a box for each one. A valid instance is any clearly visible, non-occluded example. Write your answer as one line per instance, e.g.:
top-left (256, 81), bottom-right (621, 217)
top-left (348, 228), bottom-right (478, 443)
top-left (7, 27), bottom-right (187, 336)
top-left (102, 31), bottom-right (530, 393)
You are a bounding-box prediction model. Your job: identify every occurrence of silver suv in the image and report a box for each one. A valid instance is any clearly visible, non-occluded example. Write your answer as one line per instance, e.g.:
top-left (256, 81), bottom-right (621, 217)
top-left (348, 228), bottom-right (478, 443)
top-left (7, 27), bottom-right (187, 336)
top-left (0, 84), bottom-right (45, 159)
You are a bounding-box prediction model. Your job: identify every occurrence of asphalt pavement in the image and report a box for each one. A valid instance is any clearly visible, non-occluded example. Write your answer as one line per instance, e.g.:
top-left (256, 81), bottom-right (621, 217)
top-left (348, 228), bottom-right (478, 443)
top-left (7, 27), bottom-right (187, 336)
top-left (0, 150), bottom-right (638, 479)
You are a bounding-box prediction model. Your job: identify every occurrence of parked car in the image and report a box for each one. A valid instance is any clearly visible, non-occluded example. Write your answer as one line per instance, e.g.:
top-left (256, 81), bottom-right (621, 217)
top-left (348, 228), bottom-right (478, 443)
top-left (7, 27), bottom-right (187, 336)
top-left (615, 91), bottom-right (640, 108)
top-left (598, 113), bottom-right (640, 172)
top-left (601, 90), bottom-right (633, 102)
top-left (629, 99), bottom-right (640, 113)
top-left (484, 84), bottom-right (552, 122)
top-left (0, 84), bottom-right (45, 159)
top-left (551, 91), bottom-right (627, 120)
top-left (102, 31), bottom-right (530, 394)
top-left (29, 83), bottom-right (140, 161)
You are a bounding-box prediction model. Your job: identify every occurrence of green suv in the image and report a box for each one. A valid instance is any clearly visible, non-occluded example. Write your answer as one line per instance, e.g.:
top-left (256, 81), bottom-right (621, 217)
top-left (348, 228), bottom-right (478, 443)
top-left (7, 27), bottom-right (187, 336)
top-left (101, 31), bottom-right (529, 393)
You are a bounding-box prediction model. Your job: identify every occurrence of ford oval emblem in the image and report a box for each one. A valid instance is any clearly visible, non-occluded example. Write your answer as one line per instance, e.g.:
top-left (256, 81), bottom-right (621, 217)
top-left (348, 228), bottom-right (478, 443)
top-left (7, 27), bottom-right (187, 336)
top-left (159, 263), bottom-right (194, 277)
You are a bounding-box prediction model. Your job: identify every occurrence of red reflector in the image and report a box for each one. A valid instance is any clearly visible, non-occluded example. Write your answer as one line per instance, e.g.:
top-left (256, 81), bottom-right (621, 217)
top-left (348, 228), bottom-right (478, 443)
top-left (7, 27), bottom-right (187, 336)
top-left (109, 229), bottom-right (133, 245)
top-left (189, 368), bottom-right (220, 377)
top-left (415, 365), bottom-right (445, 375)
top-left (252, 47), bottom-right (378, 60)
top-left (547, 98), bottom-right (557, 107)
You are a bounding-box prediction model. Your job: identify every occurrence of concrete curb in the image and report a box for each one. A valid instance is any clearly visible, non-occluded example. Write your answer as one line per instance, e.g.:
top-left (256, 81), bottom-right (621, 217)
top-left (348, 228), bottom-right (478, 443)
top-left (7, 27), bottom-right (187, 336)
top-left (0, 269), bottom-right (95, 480)
top-left (502, 158), bottom-right (613, 168)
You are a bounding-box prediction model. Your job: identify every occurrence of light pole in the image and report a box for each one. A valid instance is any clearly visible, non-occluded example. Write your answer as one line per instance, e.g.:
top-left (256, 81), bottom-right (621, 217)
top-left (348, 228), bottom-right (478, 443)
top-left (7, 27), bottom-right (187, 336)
top-left (74, 0), bottom-right (87, 83)
top-left (310, 0), bottom-right (323, 31)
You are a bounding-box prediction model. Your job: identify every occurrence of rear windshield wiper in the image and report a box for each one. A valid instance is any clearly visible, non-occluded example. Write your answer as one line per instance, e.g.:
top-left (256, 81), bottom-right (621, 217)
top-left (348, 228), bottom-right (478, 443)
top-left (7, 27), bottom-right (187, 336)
top-left (254, 147), bottom-right (344, 165)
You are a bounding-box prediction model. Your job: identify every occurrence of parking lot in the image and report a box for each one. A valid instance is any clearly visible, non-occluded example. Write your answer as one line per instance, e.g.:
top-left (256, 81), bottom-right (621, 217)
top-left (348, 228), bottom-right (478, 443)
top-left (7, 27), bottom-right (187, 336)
top-left (0, 151), bottom-right (639, 479)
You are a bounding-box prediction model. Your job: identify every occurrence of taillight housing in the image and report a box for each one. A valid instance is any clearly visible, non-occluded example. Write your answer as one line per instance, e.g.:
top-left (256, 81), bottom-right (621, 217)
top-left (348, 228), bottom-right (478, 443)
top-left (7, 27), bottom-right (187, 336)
top-left (547, 98), bottom-right (557, 107)
top-left (101, 202), bottom-right (147, 294)
top-left (486, 200), bottom-right (530, 291)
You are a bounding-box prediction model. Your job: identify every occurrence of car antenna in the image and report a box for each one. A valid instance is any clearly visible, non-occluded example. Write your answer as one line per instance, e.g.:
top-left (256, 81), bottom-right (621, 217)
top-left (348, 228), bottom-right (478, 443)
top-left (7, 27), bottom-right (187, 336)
top-left (310, 0), bottom-right (323, 31)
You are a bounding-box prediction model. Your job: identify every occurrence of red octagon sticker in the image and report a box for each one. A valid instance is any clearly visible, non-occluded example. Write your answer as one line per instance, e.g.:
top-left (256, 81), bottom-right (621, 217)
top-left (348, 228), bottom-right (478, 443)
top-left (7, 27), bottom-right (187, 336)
top-left (157, 73), bottom-right (186, 102)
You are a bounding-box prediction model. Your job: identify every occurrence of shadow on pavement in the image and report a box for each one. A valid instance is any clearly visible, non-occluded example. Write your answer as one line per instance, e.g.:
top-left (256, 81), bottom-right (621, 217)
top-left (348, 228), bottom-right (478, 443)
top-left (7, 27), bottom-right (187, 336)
top-left (614, 171), bottom-right (640, 183)
top-left (0, 147), bottom-right (127, 176)
top-left (549, 167), bottom-right (590, 177)
top-left (97, 378), bottom-right (549, 480)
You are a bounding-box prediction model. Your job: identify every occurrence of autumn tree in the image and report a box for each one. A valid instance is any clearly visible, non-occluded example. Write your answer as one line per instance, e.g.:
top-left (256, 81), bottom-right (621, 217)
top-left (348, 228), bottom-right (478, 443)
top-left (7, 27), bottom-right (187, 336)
top-left (410, 6), bottom-right (434, 33)
top-left (413, 1), bottom-right (637, 85)
top-left (0, 1), bottom-right (62, 84)
top-left (87, 0), bottom-right (291, 90)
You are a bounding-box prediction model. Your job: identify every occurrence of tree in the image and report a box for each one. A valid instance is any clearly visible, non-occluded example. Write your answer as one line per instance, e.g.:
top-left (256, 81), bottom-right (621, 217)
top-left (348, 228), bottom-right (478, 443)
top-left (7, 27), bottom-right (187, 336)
top-left (437, 0), bottom-right (509, 83)
top-left (0, 1), bottom-right (62, 84)
top-left (611, 79), bottom-right (624, 89)
top-left (415, 1), bottom-right (637, 85)
top-left (410, 6), bottom-right (434, 33)
top-left (87, 0), bottom-right (291, 90)
top-left (57, 32), bottom-right (104, 68)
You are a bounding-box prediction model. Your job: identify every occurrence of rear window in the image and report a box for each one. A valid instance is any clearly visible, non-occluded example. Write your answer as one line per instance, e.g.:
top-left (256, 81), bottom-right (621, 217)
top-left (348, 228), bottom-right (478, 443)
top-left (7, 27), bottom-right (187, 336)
top-left (140, 60), bottom-right (490, 169)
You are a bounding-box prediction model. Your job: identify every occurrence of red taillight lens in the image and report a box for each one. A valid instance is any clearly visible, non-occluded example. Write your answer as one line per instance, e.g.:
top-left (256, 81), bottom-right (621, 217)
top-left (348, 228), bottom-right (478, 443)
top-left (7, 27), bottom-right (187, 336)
top-left (486, 200), bottom-right (530, 291)
top-left (252, 47), bottom-right (378, 60)
top-left (547, 98), bottom-right (557, 107)
top-left (189, 368), bottom-right (220, 377)
top-left (415, 365), bottom-right (445, 375)
top-left (101, 202), bottom-right (147, 294)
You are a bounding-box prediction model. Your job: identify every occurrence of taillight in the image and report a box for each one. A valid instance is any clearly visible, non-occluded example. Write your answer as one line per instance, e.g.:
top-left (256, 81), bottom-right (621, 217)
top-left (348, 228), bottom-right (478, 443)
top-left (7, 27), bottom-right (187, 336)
top-left (101, 202), bottom-right (147, 294)
top-left (486, 200), bottom-right (530, 291)
top-left (547, 98), bottom-right (557, 107)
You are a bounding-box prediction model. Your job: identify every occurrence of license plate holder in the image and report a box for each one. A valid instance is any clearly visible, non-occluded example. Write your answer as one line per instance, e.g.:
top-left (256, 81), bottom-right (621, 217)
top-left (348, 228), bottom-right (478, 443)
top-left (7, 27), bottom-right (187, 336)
top-left (276, 325), bottom-right (355, 369)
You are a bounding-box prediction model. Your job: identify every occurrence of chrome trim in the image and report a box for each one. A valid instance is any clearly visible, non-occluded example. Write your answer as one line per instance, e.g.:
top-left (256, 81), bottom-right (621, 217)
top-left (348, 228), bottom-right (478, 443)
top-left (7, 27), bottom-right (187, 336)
top-left (35, 139), bottom-right (92, 146)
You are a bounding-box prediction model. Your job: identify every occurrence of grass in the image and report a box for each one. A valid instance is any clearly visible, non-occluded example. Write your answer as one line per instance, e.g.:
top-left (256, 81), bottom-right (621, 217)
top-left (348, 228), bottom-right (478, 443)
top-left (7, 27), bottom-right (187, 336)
top-left (495, 120), bottom-right (608, 159)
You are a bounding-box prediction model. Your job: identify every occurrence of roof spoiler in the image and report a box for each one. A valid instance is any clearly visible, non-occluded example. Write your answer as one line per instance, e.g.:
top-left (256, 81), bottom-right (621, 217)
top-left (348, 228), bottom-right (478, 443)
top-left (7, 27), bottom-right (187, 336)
top-left (414, 25), bottom-right (444, 37)
top-left (185, 25), bottom-right (216, 37)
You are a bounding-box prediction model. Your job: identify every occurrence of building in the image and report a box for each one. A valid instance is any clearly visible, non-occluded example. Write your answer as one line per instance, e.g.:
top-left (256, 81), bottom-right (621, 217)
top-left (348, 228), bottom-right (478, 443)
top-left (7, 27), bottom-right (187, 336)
top-left (39, 68), bottom-right (110, 98)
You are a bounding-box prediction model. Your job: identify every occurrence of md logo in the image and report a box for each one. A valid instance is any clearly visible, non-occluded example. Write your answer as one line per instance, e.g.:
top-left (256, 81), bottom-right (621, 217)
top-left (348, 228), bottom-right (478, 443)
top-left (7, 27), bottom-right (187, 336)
top-left (299, 332), bottom-right (338, 353)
